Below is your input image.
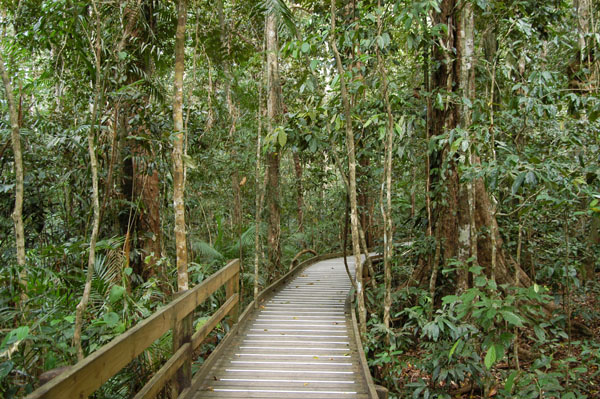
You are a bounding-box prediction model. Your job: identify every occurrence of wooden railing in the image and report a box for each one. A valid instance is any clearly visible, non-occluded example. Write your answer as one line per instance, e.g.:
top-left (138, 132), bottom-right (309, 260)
top-left (26, 259), bottom-right (240, 399)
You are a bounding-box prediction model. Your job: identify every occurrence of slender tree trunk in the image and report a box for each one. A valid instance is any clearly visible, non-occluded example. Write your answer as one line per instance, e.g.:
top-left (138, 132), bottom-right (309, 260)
top-left (265, 12), bottom-right (282, 279)
top-left (0, 47), bottom-right (26, 305)
top-left (293, 152), bottom-right (305, 243)
top-left (330, 0), bottom-right (366, 335)
top-left (171, 3), bottom-right (192, 394)
top-left (173, 0), bottom-right (188, 292)
top-left (456, 0), bottom-right (476, 291)
top-left (376, 0), bottom-right (394, 330)
top-left (254, 73), bottom-right (264, 308)
top-left (73, 1), bottom-right (102, 360)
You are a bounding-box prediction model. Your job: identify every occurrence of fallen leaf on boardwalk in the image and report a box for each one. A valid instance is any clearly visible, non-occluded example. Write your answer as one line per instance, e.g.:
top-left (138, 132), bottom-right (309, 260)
top-left (313, 356), bottom-right (319, 359)
top-left (264, 329), bottom-right (268, 331)
top-left (304, 383), bottom-right (309, 386)
top-left (213, 376), bottom-right (218, 380)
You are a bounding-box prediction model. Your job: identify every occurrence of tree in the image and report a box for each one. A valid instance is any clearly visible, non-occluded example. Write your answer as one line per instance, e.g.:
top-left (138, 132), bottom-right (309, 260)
top-left (412, 0), bottom-right (532, 295)
top-left (265, 10), bottom-right (283, 279)
top-left (0, 40), bottom-right (26, 308)
top-left (173, 0), bottom-right (188, 292)
top-left (72, 0), bottom-right (102, 360)
top-left (329, 0), bottom-right (366, 335)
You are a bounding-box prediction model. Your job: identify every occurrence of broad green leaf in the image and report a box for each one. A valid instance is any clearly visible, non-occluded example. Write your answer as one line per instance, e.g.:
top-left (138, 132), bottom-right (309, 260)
top-left (484, 344), bottom-right (496, 369)
top-left (109, 285), bottom-right (126, 303)
top-left (500, 310), bottom-right (524, 327)
top-left (534, 325), bottom-right (546, 341)
top-left (103, 312), bottom-right (119, 328)
top-left (278, 130), bottom-right (287, 147)
top-left (505, 370), bottom-right (518, 393)
top-left (301, 42), bottom-right (310, 53)
top-left (512, 172), bottom-right (526, 195)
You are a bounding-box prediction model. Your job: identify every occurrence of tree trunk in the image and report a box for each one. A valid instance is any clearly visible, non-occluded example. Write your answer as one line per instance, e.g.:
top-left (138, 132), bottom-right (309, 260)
top-left (265, 12), bottom-right (282, 279)
top-left (376, 0), bottom-right (394, 330)
top-left (414, 0), bottom-right (531, 292)
top-left (115, 0), bottom-right (163, 283)
top-left (293, 152), bottom-right (305, 243)
top-left (0, 46), bottom-right (26, 306)
top-left (173, 0), bottom-right (188, 292)
top-left (330, 0), bottom-right (366, 335)
top-left (73, 1), bottom-right (102, 360)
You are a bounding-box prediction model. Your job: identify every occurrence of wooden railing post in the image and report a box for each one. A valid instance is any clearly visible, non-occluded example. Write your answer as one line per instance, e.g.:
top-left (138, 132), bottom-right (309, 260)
top-left (171, 311), bottom-right (192, 396)
top-left (225, 259), bottom-right (240, 325)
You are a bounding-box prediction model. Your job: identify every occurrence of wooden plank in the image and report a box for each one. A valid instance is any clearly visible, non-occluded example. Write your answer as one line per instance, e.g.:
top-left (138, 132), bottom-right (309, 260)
top-left (192, 294), bottom-right (238, 349)
top-left (26, 259), bottom-right (239, 399)
top-left (182, 254), bottom-right (332, 399)
top-left (133, 342), bottom-right (191, 399)
top-left (189, 256), bottom-right (379, 399)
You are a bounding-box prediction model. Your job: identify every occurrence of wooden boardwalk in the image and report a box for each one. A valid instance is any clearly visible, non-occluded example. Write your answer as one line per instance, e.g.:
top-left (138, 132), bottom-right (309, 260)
top-left (188, 256), bottom-right (374, 398)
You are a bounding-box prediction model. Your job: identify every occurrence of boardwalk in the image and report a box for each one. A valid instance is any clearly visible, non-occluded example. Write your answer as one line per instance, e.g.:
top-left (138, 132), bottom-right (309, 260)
top-left (189, 256), bottom-right (373, 398)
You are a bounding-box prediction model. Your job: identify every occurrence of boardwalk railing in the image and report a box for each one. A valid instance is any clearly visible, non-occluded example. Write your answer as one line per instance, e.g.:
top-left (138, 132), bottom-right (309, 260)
top-left (26, 259), bottom-right (240, 399)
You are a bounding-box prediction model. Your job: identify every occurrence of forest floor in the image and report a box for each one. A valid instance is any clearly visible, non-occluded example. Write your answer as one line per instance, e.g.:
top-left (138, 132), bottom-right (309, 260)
top-left (369, 280), bottom-right (600, 398)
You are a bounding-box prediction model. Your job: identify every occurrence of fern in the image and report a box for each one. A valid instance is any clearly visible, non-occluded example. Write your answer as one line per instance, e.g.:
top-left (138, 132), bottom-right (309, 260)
top-left (190, 239), bottom-right (224, 261)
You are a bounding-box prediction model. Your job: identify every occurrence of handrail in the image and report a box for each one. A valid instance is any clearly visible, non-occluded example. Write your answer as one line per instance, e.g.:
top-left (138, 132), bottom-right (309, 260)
top-left (26, 259), bottom-right (240, 399)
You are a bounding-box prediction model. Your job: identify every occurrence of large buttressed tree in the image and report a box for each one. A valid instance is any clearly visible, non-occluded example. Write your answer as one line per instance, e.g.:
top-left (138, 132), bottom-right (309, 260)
top-left (413, 0), bottom-right (532, 293)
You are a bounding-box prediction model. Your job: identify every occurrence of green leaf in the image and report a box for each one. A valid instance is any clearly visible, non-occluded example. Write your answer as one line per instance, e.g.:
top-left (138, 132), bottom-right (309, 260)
top-left (124, 267), bottom-right (133, 276)
top-left (1, 326), bottom-right (30, 351)
top-left (301, 42), bottom-right (310, 53)
top-left (0, 361), bottom-right (13, 380)
top-left (310, 59), bottom-right (318, 72)
top-left (449, 340), bottom-right (460, 359)
top-left (182, 154), bottom-right (197, 169)
top-left (103, 312), bottom-right (119, 328)
top-left (505, 370), bottom-right (518, 393)
top-left (484, 344), bottom-right (496, 369)
top-left (500, 310), bottom-right (524, 327)
top-left (512, 172), bottom-right (526, 195)
top-left (534, 325), bottom-right (546, 341)
top-left (474, 275), bottom-right (487, 287)
top-left (278, 130), bottom-right (287, 147)
top-left (109, 285), bottom-right (126, 303)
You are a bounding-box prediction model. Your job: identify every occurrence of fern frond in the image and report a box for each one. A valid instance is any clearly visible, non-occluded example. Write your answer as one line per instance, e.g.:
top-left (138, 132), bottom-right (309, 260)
top-left (191, 239), bottom-right (225, 261)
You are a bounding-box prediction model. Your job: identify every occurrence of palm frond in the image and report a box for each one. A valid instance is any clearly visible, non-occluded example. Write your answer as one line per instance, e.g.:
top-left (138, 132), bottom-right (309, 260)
top-left (255, 0), bottom-right (297, 37)
top-left (191, 239), bottom-right (225, 261)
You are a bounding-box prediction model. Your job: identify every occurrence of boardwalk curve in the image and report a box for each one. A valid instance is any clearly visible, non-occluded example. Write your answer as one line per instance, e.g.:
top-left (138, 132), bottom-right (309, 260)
top-left (188, 256), bottom-right (375, 399)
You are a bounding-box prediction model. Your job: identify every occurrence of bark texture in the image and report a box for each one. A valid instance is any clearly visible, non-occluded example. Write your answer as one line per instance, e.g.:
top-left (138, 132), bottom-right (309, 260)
top-left (73, 1), bottom-right (102, 360)
top-left (330, 0), bottom-right (366, 335)
top-left (413, 0), bottom-right (530, 292)
top-left (376, 0), bottom-right (394, 329)
top-left (265, 12), bottom-right (282, 279)
top-left (173, 0), bottom-right (188, 292)
top-left (0, 48), bottom-right (26, 302)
